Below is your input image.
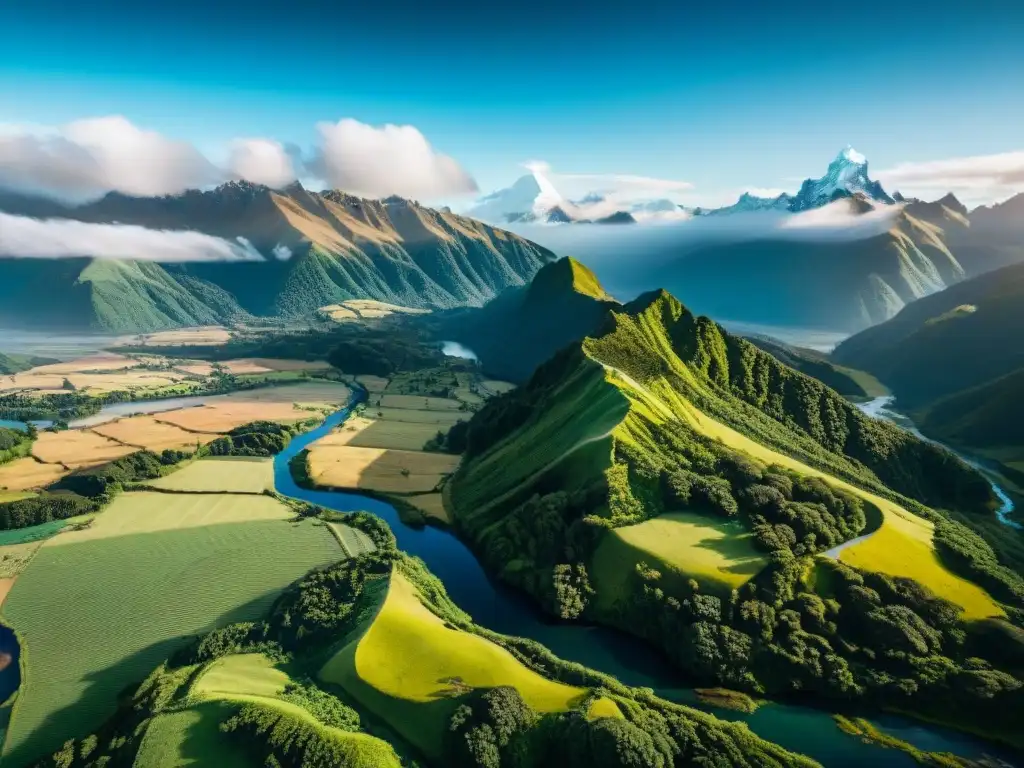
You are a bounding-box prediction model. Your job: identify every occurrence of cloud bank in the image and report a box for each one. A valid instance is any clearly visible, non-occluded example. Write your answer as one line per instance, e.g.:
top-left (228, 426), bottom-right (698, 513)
top-left (311, 119), bottom-right (478, 199)
top-left (0, 117), bottom-right (220, 203)
top-left (876, 151), bottom-right (1024, 205)
top-left (0, 116), bottom-right (477, 204)
top-left (0, 212), bottom-right (264, 262)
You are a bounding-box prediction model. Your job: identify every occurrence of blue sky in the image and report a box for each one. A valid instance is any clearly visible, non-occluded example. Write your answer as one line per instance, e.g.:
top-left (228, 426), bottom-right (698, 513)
top-left (1, 0), bottom-right (1023, 205)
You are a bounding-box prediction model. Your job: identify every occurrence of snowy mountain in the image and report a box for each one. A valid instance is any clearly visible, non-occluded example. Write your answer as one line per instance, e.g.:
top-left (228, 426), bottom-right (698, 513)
top-left (702, 147), bottom-right (895, 216)
top-left (788, 146), bottom-right (894, 211)
top-left (468, 172), bottom-right (566, 223)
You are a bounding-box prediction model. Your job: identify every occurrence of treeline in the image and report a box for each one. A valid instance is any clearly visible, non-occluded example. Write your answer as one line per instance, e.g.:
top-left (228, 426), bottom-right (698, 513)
top-left (0, 425), bottom-right (31, 465)
top-left (206, 420), bottom-right (315, 457)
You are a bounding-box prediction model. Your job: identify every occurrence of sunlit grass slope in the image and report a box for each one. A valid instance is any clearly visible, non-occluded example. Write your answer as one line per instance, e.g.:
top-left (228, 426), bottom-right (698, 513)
top-left (320, 564), bottom-right (621, 760)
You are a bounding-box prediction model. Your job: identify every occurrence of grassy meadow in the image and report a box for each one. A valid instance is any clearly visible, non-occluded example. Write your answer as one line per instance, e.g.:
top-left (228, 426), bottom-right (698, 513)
top-left (592, 512), bottom-right (769, 605)
top-left (145, 457), bottom-right (274, 494)
top-left (319, 567), bottom-right (620, 760)
top-left (0, 493), bottom-right (341, 764)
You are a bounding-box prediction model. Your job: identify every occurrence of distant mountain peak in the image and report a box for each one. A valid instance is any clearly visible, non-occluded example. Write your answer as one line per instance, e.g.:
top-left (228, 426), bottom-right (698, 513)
top-left (527, 256), bottom-right (611, 302)
top-left (937, 192), bottom-right (968, 215)
top-left (788, 146), bottom-right (893, 212)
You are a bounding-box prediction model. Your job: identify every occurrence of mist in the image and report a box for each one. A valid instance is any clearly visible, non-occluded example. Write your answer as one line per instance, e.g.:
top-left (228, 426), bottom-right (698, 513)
top-left (0, 212), bottom-right (265, 262)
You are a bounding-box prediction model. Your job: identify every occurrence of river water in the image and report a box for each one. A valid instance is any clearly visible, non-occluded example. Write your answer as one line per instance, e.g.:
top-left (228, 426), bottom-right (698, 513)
top-left (272, 391), bottom-right (1016, 767)
top-left (0, 391), bottom-right (1016, 765)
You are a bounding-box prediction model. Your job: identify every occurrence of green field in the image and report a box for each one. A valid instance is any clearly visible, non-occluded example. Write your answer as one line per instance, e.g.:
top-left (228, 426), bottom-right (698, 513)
top-left (592, 512), bottom-right (769, 604)
top-left (319, 566), bottom-right (620, 760)
top-left (145, 457), bottom-right (274, 494)
top-left (136, 654), bottom-right (400, 768)
top-left (1, 494), bottom-right (341, 765)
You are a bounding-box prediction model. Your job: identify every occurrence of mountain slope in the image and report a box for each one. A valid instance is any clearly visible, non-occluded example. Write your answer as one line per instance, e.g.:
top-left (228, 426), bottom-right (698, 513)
top-left (743, 335), bottom-right (887, 399)
top-left (437, 257), bottom-right (618, 382)
top-left (0, 183), bottom-right (556, 332)
top-left (447, 289), bottom-right (1021, 744)
top-left (832, 259), bottom-right (1024, 409)
top-left (667, 200), bottom-right (967, 330)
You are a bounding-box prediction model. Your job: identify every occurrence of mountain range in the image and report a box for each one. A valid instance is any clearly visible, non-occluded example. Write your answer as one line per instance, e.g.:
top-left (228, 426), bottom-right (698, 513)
top-left (0, 183), bottom-right (555, 332)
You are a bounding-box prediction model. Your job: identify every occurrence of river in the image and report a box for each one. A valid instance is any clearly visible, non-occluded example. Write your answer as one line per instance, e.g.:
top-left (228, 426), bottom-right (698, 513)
top-left (0, 391), bottom-right (1016, 765)
top-left (273, 390), bottom-right (1017, 767)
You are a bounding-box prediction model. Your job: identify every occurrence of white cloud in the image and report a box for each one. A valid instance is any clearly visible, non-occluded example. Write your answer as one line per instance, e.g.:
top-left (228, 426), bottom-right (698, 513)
top-left (0, 116), bottom-right (220, 203)
top-left (271, 243), bottom-right (293, 260)
top-left (0, 212), bottom-right (265, 262)
top-left (875, 151), bottom-right (1024, 205)
top-left (227, 138), bottom-right (297, 188)
top-left (311, 118), bottom-right (478, 200)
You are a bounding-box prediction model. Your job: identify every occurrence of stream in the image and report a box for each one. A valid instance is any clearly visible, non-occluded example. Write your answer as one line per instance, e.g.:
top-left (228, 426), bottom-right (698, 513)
top-left (272, 390), bottom-right (1017, 768)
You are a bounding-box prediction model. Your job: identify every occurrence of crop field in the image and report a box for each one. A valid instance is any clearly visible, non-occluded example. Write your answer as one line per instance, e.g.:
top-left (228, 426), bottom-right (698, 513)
top-left (320, 569), bottom-right (619, 760)
top-left (0, 354), bottom-right (197, 396)
top-left (370, 407), bottom-right (466, 426)
top-left (317, 416), bottom-right (439, 452)
top-left (122, 326), bottom-right (232, 347)
top-left (0, 498), bottom-right (340, 765)
top-left (480, 380), bottom-right (516, 395)
top-left (308, 446), bottom-right (459, 494)
top-left (0, 541), bottom-right (45, 579)
top-left (31, 430), bottom-right (135, 469)
top-left (145, 457), bottom-right (274, 494)
top-left (0, 578), bottom-right (14, 609)
top-left (378, 394), bottom-right (462, 411)
top-left (47, 491), bottom-right (291, 545)
top-left (636, 376), bottom-right (1004, 619)
top-left (592, 512), bottom-right (769, 604)
top-left (152, 385), bottom-right (342, 432)
top-left (91, 416), bottom-right (221, 452)
top-left (0, 459), bottom-right (67, 491)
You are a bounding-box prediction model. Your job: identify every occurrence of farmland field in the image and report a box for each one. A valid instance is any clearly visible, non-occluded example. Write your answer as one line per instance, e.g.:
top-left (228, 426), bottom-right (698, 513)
top-left (403, 493), bottom-right (448, 523)
top-left (91, 416), bottom-right (221, 452)
top-left (354, 375), bottom-right (389, 393)
top-left (0, 495), bottom-right (341, 765)
top-left (370, 407), bottom-right (465, 426)
top-left (592, 512), bottom-right (769, 604)
top-left (307, 446), bottom-right (459, 494)
top-left (320, 568), bottom-right (619, 760)
top-left (145, 457), bottom-right (274, 494)
top-left (121, 326), bottom-right (232, 347)
top-left (47, 492), bottom-right (290, 545)
top-left (378, 394), bottom-right (462, 411)
top-left (315, 416), bottom-right (439, 452)
top-left (31, 431), bottom-right (135, 469)
top-left (0, 459), bottom-right (67, 491)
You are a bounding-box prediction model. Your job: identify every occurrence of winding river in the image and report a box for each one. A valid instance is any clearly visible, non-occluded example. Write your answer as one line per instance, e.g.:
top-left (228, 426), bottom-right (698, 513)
top-left (0, 390), bottom-right (1017, 765)
top-left (273, 390), bottom-right (1017, 768)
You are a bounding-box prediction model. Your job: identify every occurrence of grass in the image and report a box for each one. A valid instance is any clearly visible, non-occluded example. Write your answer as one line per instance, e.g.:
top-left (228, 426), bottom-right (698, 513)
top-left (378, 394), bottom-right (462, 411)
top-left (326, 523), bottom-right (377, 558)
top-left (404, 494), bottom-right (449, 523)
top-left (368, 407), bottom-right (466, 426)
top-left (320, 568), bottom-right (620, 761)
top-left (145, 458), bottom-right (274, 495)
top-left (832, 715), bottom-right (968, 767)
top-left (317, 415), bottom-right (441, 451)
top-left (135, 702), bottom-right (255, 768)
top-left (136, 653), bottom-right (401, 768)
top-left (592, 512), bottom-right (769, 604)
top-left (0, 492), bottom-right (34, 504)
top-left (617, 373), bottom-right (1003, 620)
top-left (47, 491), bottom-right (292, 545)
top-left (0, 519), bottom-right (70, 547)
top-left (307, 446), bottom-right (460, 494)
top-left (0, 497), bottom-right (341, 765)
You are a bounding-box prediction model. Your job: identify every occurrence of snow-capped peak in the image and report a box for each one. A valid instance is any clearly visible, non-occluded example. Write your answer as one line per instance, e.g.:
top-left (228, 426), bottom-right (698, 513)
top-left (839, 145), bottom-right (866, 165)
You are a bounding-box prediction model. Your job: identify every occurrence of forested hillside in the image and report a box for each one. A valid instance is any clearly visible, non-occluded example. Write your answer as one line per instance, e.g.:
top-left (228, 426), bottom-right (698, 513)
top-left (447, 290), bottom-right (1023, 746)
